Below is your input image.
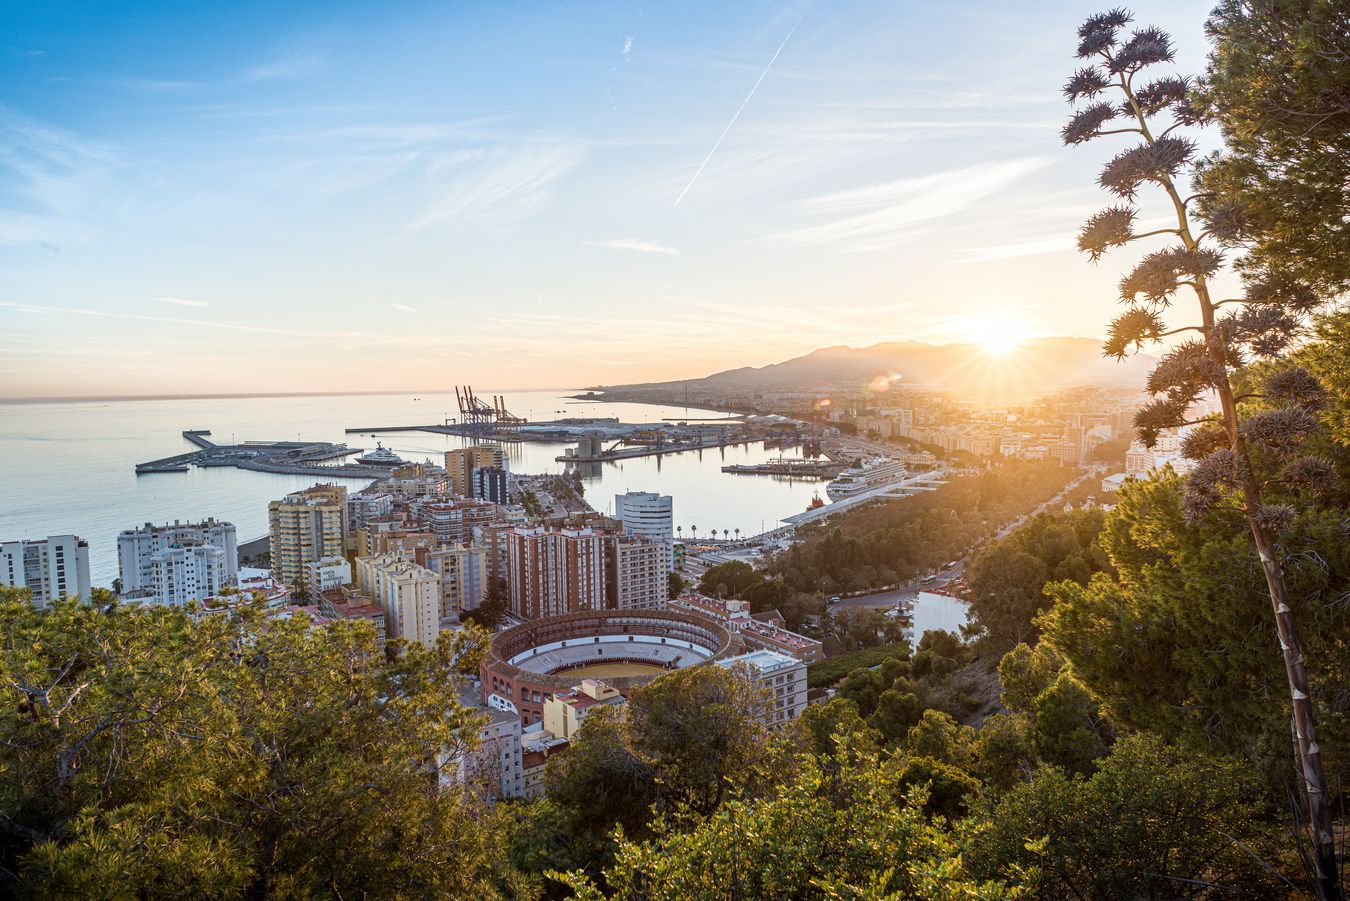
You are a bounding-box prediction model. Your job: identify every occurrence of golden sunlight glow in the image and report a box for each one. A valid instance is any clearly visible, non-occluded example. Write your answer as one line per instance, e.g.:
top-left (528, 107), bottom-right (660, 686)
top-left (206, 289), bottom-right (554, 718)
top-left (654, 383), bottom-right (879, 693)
top-left (969, 316), bottom-right (1033, 356)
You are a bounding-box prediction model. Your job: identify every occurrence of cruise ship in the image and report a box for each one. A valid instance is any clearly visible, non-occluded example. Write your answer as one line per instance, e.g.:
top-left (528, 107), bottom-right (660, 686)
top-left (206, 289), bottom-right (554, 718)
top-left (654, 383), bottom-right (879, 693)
top-left (825, 457), bottom-right (908, 501)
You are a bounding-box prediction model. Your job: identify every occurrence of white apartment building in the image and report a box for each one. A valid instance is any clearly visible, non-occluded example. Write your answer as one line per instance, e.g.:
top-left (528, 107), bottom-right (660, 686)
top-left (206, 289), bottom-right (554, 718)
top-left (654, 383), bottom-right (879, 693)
top-left (448, 685), bottom-right (525, 801)
top-left (716, 649), bottom-right (807, 727)
top-left (303, 555), bottom-right (352, 593)
top-left (357, 555), bottom-right (441, 648)
top-left (613, 491), bottom-right (673, 574)
top-left (347, 492), bottom-right (394, 530)
top-left (1, 535), bottom-right (92, 610)
top-left (605, 534), bottom-right (666, 611)
top-left (423, 544), bottom-right (487, 618)
top-left (117, 519), bottom-right (238, 602)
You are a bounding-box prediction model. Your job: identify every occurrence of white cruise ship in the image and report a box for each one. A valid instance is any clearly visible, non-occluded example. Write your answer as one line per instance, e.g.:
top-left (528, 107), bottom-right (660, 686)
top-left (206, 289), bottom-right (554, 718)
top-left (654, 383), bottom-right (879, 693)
top-left (356, 442), bottom-right (406, 467)
top-left (826, 457), bottom-right (908, 501)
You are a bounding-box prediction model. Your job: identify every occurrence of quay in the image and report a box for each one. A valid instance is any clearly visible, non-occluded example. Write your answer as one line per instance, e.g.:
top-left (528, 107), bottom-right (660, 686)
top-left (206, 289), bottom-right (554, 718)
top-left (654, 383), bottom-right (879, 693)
top-left (721, 459), bottom-right (841, 478)
top-left (136, 430), bottom-right (374, 477)
top-left (557, 435), bottom-right (757, 463)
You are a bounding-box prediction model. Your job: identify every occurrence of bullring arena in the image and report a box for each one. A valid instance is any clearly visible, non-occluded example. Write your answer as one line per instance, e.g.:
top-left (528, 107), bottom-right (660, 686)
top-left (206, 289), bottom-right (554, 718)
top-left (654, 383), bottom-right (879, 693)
top-left (481, 609), bottom-right (742, 724)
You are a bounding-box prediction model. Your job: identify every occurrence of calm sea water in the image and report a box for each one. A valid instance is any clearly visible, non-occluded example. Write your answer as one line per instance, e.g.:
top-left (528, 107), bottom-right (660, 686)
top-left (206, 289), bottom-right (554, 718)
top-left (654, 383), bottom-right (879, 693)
top-left (0, 390), bottom-right (823, 586)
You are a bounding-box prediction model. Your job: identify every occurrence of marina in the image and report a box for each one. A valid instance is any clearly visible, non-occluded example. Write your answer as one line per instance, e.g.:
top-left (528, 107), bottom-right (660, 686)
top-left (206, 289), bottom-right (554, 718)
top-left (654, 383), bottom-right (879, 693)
top-left (136, 431), bottom-right (376, 477)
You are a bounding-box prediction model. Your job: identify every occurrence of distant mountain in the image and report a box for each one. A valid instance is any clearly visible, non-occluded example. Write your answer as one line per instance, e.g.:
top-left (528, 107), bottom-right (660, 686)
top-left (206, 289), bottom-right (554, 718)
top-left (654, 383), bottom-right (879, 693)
top-left (606, 338), bottom-right (1151, 402)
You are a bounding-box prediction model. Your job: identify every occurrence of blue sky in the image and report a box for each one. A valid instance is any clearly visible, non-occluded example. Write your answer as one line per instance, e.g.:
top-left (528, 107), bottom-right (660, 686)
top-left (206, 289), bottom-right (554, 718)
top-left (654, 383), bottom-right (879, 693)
top-left (1, 0), bottom-right (1227, 397)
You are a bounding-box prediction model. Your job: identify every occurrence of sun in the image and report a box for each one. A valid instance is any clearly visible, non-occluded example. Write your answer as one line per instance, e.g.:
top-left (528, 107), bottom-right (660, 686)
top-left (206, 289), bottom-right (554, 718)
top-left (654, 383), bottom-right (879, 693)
top-left (970, 317), bottom-right (1032, 356)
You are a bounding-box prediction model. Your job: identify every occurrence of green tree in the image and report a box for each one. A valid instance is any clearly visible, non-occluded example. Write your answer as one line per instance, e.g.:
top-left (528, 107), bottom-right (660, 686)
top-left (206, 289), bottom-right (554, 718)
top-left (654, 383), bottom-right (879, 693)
top-left (1063, 12), bottom-right (1339, 888)
top-left (466, 576), bottom-right (509, 629)
top-left (966, 544), bottom-right (1049, 652)
top-left (973, 714), bottom-right (1037, 793)
top-left (0, 596), bottom-right (506, 898)
top-left (969, 733), bottom-right (1288, 899)
top-left (666, 570), bottom-right (685, 599)
top-left (904, 709), bottom-right (976, 770)
top-left (629, 664), bottom-right (769, 816)
top-left (799, 696), bottom-right (880, 758)
top-left (561, 748), bottom-right (1031, 900)
top-left (1195, 0), bottom-right (1350, 295)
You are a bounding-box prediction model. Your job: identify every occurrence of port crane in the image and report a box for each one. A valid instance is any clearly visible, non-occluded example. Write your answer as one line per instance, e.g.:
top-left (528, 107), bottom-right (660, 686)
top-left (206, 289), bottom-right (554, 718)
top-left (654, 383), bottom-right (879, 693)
top-left (454, 386), bottom-right (528, 434)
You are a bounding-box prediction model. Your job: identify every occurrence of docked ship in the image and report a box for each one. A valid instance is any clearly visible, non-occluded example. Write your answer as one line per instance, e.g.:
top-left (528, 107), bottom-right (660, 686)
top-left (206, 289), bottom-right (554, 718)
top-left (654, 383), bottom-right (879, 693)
top-left (355, 442), bottom-right (406, 467)
top-left (825, 457), bottom-right (908, 501)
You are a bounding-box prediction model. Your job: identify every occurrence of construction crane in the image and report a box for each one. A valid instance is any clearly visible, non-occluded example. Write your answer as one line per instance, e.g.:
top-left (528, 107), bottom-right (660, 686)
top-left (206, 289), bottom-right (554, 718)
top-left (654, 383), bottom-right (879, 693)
top-left (493, 395), bottom-right (527, 432)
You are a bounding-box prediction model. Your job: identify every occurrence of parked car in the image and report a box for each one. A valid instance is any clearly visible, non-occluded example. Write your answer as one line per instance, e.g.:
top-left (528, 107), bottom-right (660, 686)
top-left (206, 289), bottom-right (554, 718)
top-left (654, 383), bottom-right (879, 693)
top-left (828, 595), bottom-right (841, 605)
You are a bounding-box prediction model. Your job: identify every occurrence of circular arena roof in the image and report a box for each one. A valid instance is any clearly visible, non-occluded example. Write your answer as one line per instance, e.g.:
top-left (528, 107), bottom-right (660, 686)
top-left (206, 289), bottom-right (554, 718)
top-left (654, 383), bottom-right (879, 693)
top-left (484, 609), bottom-right (742, 694)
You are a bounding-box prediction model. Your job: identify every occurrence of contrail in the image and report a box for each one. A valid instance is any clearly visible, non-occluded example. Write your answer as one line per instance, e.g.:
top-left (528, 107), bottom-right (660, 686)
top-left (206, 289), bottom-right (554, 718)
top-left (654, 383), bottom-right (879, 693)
top-left (674, 15), bottom-right (803, 207)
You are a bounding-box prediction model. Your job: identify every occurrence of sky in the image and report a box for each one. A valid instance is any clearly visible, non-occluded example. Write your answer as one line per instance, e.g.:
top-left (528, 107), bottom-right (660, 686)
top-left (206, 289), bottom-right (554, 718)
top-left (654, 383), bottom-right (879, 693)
top-left (0, 0), bottom-right (1231, 398)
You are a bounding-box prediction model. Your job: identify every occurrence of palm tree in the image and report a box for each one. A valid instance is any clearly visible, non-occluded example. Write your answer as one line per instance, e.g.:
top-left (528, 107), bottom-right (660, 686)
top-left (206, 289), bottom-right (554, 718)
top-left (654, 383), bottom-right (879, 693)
top-left (676, 525), bottom-right (683, 541)
top-left (734, 528), bottom-right (741, 542)
top-left (690, 525), bottom-right (697, 540)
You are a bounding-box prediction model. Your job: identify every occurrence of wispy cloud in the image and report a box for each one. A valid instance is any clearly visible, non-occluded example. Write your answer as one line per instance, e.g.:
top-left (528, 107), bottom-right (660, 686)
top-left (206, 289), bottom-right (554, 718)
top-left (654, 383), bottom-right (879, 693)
top-left (156, 296), bottom-right (210, 308)
top-left (773, 157), bottom-right (1053, 251)
top-left (0, 108), bottom-right (116, 248)
top-left (243, 41), bottom-right (326, 82)
top-left (622, 36), bottom-right (633, 60)
top-left (390, 302), bottom-right (419, 313)
top-left (582, 238), bottom-right (679, 256)
top-left (408, 139), bottom-right (584, 230)
top-left (5, 47), bottom-right (45, 58)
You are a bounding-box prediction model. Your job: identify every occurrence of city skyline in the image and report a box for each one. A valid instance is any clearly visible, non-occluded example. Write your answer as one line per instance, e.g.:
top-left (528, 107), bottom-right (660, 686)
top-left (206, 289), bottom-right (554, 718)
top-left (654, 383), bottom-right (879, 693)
top-left (0, 0), bottom-right (1234, 398)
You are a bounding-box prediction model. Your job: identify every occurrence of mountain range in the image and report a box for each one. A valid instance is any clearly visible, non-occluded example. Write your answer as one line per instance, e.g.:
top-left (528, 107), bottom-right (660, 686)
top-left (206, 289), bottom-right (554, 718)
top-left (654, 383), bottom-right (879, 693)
top-left (604, 337), bottom-right (1151, 403)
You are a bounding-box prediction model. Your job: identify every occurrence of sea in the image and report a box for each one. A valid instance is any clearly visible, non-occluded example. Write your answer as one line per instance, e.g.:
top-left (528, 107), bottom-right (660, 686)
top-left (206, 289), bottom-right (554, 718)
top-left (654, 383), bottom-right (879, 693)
top-left (0, 390), bottom-right (824, 586)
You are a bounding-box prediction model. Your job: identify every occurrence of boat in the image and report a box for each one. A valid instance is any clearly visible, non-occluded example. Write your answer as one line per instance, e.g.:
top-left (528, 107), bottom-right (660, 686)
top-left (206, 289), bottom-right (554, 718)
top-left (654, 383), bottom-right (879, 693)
top-left (806, 492), bottom-right (826, 511)
top-left (825, 456), bottom-right (908, 501)
top-left (355, 442), bottom-right (406, 467)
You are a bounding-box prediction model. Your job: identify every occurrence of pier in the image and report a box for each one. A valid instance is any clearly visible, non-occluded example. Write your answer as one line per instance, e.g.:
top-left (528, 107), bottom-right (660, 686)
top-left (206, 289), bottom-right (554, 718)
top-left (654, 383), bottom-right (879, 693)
top-left (720, 459), bottom-right (840, 478)
top-left (136, 430), bottom-right (374, 477)
top-left (557, 435), bottom-right (756, 463)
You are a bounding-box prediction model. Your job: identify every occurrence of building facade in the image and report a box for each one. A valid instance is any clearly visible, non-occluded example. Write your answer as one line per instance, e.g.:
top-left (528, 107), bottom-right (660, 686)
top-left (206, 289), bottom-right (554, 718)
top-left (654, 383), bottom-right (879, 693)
top-left (357, 555), bottom-right (441, 648)
top-left (1, 535), bottom-right (92, 609)
top-left (445, 445), bottom-right (506, 499)
top-left (268, 484), bottom-right (348, 593)
top-left (505, 527), bottom-right (606, 620)
top-left (117, 519), bottom-right (239, 597)
top-left (422, 544), bottom-right (487, 618)
top-left (716, 649), bottom-right (807, 727)
top-left (613, 492), bottom-right (673, 574)
top-left (605, 534), bottom-right (666, 611)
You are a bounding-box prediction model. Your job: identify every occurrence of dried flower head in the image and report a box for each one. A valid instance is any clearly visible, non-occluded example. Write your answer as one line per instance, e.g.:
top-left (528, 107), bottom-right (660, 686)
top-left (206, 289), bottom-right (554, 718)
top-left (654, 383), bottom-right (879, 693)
top-left (1099, 137), bottom-right (1196, 199)
top-left (1180, 422), bottom-right (1228, 460)
top-left (1103, 307), bottom-right (1165, 359)
top-left (1134, 396), bottom-right (1190, 447)
top-left (1243, 274), bottom-right (1320, 313)
top-left (1253, 503), bottom-right (1296, 535)
top-left (1079, 9), bottom-right (1133, 38)
top-left (1078, 205), bottom-right (1136, 260)
top-left (1064, 67), bottom-right (1112, 102)
top-left (1134, 75), bottom-right (1190, 115)
top-left (1263, 368), bottom-right (1327, 410)
top-left (1200, 200), bottom-right (1248, 244)
top-left (1236, 306), bottom-right (1301, 358)
top-left (1240, 407), bottom-right (1318, 455)
top-left (1282, 456), bottom-right (1337, 495)
top-left (1062, 101), bottom-right (1120, 145)
top-left (1110, 27), bottom-right (1175, 73)
top-left (1147, 340), bottom-right (1226, 401)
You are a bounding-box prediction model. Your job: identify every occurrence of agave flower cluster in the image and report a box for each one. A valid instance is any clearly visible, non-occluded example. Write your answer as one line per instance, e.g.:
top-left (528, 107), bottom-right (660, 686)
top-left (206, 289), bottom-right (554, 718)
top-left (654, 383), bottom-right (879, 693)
top-left (1064, 9), bottom-right (1330, 523)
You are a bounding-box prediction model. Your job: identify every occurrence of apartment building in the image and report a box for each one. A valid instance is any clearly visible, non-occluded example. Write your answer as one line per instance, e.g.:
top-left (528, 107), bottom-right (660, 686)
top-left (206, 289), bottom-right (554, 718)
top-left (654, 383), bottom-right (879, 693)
top-left (1, 535), bottom-right (92, 609)
top-left (445, 445), bottom-right (506, 499)
top-left (605, 533), bottom-right (667, 611)
top-left (542, 679), bottom-right (626, 740)
top-left (117, 519), bottom-right (238, 596)
top-left (411, 498), bottom-right (499, 546)
top-left (422, 544), bottom-right (487, 618)
top-left (613, 491), bottom-right (673, 573)
top-left (716, 649), bottom-right (807, 727)
top-left (505, 526), bottom-right (606, 619)
top-left (356, 555), bottom-right (440, 648)
top-left (268, 484), bottom-right (348, 593)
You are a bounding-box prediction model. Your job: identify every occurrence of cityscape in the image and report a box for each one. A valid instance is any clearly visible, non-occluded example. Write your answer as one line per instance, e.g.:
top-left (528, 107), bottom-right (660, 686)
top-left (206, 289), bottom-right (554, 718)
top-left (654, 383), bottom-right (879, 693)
top-left (1, 1), bottom-right (1347, 898)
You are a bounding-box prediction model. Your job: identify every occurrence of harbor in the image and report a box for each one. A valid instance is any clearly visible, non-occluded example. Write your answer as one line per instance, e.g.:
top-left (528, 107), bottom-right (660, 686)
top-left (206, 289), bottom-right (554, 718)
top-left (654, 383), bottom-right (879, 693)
top-left (721, 459), bottom-right (842, 478)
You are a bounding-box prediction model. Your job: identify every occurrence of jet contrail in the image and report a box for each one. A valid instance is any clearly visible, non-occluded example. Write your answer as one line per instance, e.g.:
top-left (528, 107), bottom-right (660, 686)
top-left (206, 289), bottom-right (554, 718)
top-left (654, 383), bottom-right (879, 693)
top-left (674, 15), bottom-right (803, 207)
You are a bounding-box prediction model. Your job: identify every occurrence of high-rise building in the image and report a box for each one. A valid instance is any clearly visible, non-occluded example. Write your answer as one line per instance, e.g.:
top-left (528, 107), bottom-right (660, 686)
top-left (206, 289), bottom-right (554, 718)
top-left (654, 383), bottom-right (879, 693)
top-left (347, 492), bottom-right (394, 530)
top-left (473, 466), bottom-right (510, 504)
top-left (268, 484), bottom-right (348, 593)
top-left (117, 519), bottom-right (238, 601)
top-left (356, 554), bottom-right (441, 647)
top-left (303, 555), bottom-right (352, 593)
top-left (1, 535), bottom-right (92, 610)
top-left (411, 498), bottom-right (498, 545)
top-left (422, 544), bottom-right (487, 618)
top-left (605, 534), bottom-right (666, 611)
top-left (505, 527), bottom-right (606, 619)
top-left (613, 491), bottom-right (673, 574)
top-left (445, 445), bottom-right (506, 499)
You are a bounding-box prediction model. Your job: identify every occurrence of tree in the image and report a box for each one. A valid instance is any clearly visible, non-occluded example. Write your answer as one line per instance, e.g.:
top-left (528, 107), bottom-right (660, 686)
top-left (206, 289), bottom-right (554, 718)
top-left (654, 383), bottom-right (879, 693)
top-left (0, 596), bottom-right (505, 897)
top-left (628, 665), bottom-right (769, 816)
top-left (969, 733), bottom-right (1287, 899)
top-left (666, 570), bottom-right (685, 600)
top-left (1195, 0), bottom-right (1350, 295)
top-left (966, 544), bottom-right (1049, 652)
top-left (560, 748), bottom-right (1030, 900)
top-left (465, 576), bottom-right (509, 629)
top-left (1063, 12), bottom-right (1338, 890)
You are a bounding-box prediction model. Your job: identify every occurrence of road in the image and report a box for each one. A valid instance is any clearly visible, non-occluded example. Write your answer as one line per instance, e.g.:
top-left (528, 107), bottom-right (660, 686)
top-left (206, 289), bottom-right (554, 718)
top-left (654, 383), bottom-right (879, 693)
top-left (833, 563), bottom-right (967, 612)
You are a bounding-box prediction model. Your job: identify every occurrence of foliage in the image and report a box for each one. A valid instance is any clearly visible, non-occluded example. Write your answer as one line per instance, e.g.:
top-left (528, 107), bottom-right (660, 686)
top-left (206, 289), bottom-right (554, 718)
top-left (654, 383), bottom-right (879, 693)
top-left (464, 576), bottom-right (510, 629)
top-left (1038, 474), bottom-right (1350, 788)
top-left (769, 461), bottom-right (1077, 595)
top-left (666, 571), bottom-right (685, 600)
top-left (806, 639), bottom-right (911, 689)
top-left (798, 697), bottom-right (881, 758)
top-left (560, 747), bottom-right (1032, 900)
top-left (0, 594), bottom-right (507, 898)
top-left (965, 510), bottom-right (1111, 653)
top-left (1195, 0), bottom-right (1350, 295)
top-left (969, 733), bottom-right (1288, 899)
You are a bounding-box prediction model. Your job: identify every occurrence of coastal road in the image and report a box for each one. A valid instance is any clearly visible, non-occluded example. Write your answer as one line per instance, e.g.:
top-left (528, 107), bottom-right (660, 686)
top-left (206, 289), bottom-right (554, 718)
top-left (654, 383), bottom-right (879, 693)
top-left (833, 563), bottom-right (966, 612)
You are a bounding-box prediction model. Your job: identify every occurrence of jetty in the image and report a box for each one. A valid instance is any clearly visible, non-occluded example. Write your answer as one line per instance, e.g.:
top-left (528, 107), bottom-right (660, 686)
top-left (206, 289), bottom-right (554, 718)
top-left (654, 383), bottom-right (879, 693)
top-left (136, 430), bottom-right (375, 477)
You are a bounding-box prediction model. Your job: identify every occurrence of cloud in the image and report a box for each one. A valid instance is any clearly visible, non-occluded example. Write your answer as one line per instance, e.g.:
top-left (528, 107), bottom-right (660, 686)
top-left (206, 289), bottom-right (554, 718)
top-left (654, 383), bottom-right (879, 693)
top-left (156, 296), bottom-right (210, 308)
top-left (408, 139), bottom-right (584, 230)
top-left (773, 157), bottom-right (1053, 251)
top-left (390, 302), bottom-right (419, 313)
top-left (582, 238), bottom-right (679, 256)
top-left (622, 36), bottom-right (633, 60)
top-left (5, 47), bottom-right (45, 58)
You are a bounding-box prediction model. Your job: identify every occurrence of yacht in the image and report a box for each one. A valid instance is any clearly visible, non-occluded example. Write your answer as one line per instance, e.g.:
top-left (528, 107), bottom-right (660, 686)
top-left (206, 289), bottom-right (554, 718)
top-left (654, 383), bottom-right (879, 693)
top-left (356, 442), bottom-right (406, 467)
top-left (826, 457), bottom-right (908, 501)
